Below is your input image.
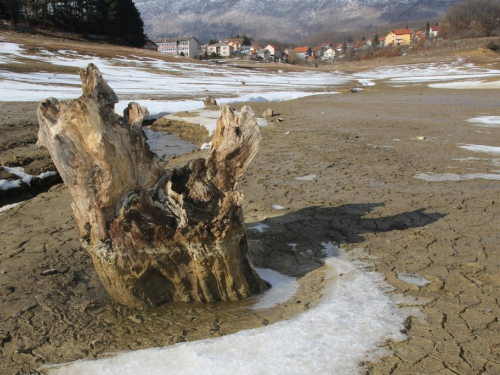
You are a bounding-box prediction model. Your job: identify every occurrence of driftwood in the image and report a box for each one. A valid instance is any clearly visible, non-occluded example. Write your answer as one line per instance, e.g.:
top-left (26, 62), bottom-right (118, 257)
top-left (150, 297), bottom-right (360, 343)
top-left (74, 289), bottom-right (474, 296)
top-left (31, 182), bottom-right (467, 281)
top-left (203, 95), bottom-right (217, 107)
top-left (37, 64), bottom-right (269, 307)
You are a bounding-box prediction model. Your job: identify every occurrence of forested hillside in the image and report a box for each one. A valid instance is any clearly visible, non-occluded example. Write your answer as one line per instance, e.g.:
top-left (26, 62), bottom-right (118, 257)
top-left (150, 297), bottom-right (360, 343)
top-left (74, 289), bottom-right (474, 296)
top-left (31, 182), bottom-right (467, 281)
top-left (0, 0), bottom-right (146, 46)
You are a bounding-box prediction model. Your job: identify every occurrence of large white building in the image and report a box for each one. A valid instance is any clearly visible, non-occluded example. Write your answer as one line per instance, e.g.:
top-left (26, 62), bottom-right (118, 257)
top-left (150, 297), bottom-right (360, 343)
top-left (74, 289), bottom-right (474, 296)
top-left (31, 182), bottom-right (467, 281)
top-left (207, 43), bottom-right (234, 57)
top-left (155, 37), bottom-right (199, 58)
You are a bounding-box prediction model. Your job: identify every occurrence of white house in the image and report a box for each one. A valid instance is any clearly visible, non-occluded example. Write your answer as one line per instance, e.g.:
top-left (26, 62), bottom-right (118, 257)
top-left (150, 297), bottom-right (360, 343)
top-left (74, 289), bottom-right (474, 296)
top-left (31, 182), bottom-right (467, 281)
top-left (207, 43), bottom-right (234, 57)
top-left (256, 49), bottom-right (271, 61)
top-left (156, 37), bottom-right (199, 58)
top-left (429, 25), bottom-right (440, 38)
top-left (321, 47), bottom-right (336, 61)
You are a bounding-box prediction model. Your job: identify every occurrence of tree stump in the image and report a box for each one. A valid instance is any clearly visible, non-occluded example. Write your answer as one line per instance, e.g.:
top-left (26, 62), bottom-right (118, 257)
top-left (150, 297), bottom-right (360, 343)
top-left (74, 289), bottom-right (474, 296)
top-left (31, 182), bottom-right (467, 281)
top-left (37, 64), bottom-right (269, 307)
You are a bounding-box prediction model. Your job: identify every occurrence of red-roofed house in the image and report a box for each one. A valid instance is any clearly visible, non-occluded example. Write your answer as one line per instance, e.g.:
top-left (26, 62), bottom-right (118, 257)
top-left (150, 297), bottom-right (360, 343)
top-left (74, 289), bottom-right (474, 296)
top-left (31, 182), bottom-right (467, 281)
top-left (264, 44), bottom-right (282, 60)
top-left (294, 46), bottom-right (312, 58)
top-left (429, 25), bottom-right (440, 38)
top-left (385, 29), bottom-right (412, 46)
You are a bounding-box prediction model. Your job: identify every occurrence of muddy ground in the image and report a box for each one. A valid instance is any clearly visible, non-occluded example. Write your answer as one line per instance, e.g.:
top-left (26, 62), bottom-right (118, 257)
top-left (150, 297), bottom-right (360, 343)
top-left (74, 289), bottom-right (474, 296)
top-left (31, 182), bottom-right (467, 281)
top-left (1, 49), bottom-right (500, 374)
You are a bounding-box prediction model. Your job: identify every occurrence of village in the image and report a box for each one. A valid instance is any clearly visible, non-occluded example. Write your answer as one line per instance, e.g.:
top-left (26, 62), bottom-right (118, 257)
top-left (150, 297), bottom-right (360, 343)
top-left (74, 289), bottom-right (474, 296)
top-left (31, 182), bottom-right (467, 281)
top-left (144, 25), bottom-right (442, 64)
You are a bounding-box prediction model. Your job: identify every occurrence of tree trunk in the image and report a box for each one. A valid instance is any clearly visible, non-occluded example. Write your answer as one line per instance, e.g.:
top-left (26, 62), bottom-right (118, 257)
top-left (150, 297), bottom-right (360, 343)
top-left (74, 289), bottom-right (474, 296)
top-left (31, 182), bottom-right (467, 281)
top-left (37, 64), bottom-right (269, 307)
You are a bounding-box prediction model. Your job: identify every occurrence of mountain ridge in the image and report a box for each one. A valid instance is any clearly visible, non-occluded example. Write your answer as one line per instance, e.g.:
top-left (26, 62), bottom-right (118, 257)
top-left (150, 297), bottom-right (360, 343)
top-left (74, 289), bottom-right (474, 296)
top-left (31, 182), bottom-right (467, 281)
top-left (134, 0), bottom-right (460, 42)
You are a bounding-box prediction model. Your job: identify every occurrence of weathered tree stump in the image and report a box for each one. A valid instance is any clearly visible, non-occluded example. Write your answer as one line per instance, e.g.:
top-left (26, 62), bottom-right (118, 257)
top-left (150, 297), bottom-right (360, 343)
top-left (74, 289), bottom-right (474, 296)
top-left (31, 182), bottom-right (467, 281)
top-left (203, 95), bottom-right (217, 107)
top-left (37, 64), bottom-right (269, 307)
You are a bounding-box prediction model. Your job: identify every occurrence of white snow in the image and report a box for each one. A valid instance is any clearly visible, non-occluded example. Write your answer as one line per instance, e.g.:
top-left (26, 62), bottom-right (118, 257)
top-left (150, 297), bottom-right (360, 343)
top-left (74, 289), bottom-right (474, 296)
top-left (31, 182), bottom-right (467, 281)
top-left (458, 144), bottom-right (500, 155)
top-left (466, 116), bottom-right (500, 128)
top-left (415, 172), bottom-right (500, 181)
top-left (0, 166), bottom-right (58, 191)
top-left (272, 205), bottom-right (285, 210)
top-left (397, 273), bottom-right (431, 287)
top-left (45, 242), bottom-right (407, 375)
top-left (0, 202), bottom-right (22, 214)
top-left (295, 174), bottom-right (316, 181)
top-left (247, 223), bottom-right (270, 233)
top-left (249, 268), bottom-right (299, 310)
top-left (429, 80), bottom-right (500, 89)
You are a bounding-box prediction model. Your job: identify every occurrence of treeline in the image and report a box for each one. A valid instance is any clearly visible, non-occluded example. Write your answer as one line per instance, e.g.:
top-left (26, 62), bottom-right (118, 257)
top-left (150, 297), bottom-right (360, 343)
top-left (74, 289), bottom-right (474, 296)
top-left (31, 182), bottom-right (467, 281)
top-left (442, 0), bottom-right (500, 38)
top-left (0, 0), bottom-right (146, 46)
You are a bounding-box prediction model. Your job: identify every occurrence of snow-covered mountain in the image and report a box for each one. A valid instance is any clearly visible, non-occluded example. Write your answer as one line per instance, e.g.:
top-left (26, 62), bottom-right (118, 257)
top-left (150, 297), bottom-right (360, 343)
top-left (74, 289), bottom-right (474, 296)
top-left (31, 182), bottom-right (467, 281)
top-left (134, 0), bottom-right (460, 42)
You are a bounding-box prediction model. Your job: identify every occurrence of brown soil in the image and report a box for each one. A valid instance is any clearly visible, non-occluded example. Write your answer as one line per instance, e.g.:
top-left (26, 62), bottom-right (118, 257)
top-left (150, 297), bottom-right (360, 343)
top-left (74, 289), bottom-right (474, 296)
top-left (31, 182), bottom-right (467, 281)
top-left (1, 31), bottom-right (500, 374)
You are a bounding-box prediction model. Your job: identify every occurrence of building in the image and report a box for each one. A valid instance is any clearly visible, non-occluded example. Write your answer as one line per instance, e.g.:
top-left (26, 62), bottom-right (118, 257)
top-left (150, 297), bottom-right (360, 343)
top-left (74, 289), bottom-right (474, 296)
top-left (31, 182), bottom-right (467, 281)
top-left (155, 37), bottom-right (199, 58)
top-left (143, 39), bottom-right (159, 51)
top-left (207, 43), bottom-right (234, 57)
top-left (321, 47), bottom-right (336, 61)
top-left (264, 44), bottom-right (282, 60)
top-left (385, 29), bottom-right (412, 46)
top-left (429, 25), bottom-right (440, 38)
top-left (294, 46), bottom-right (312, 59)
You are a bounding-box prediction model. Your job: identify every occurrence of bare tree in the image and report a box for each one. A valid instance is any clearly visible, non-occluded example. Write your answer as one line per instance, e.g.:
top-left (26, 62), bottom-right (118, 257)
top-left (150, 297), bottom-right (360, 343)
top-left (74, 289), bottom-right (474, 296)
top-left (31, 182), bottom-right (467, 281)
top-left (443, 0), bottom-right (500, 38)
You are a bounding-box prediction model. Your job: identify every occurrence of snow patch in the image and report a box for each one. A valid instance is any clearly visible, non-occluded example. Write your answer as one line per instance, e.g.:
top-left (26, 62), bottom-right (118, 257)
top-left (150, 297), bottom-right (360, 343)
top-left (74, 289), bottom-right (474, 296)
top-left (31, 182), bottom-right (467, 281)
top-left (415, 172), bottom-right (500, 181)
top-left (458, 144), bottom-right (500, 155)
top-left (45, 242), bottom-right (407, 375)
top-left (466, 116), bottom-right (500, 128)
top-left (249, 268), bottom-right (299, 310)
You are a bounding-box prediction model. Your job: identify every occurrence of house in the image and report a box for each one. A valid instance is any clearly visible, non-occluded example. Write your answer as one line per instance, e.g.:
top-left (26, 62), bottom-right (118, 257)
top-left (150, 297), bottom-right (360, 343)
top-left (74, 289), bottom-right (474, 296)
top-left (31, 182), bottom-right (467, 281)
top-left (156, 36), bottom-right (199, 58)
top-left (429, 25), bottom-right (440, 38)
top-left (294, 46), bottom-right (312, 59)
top-left (321, 47), bottom-right (336, 61)
top-left (143, 39), bottom-right (159, 51)
top-left (385, 29), bottom-right (412, 46)
top-left (207, 43), bottom-right (234, 57)
top-left (336, 43), bottom-right (344, 52)
top-left (256, 49), bottom-right (271, 61)
top-left (224, 39), bottom-right (244, 50)
top-left (264, 44), bottom-right (282, 60)
top-left (353, 40), bottom-right (366, 50)
top-left (378, 37), bottom-right (386, 48)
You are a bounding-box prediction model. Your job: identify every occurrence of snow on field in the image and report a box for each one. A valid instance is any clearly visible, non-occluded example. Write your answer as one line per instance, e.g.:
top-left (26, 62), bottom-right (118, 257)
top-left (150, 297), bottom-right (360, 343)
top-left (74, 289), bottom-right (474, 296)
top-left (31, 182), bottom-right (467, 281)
top-left (0, 166), bottom-right (58, 191)
top-left (429, 80), bottom-right (500, 89)
top-left (46, 243), bottom-right (407, 375)
top-left (415, 172), bottom-right (500, 181)
top-left (353, 59), bottom-right (500, 85)
top-left (466, 116), bottom-right (500, 127)
top-left (458, 144), bottom-right (500, 155)
top-left (2, 42), bottom-right (500, 114)
top-left (250, 268), bottom-right (299, 310)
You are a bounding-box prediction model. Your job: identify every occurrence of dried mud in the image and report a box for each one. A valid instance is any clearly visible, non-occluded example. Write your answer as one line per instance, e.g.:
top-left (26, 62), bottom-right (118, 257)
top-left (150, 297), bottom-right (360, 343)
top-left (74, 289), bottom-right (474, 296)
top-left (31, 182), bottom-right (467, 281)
top-left (1, 81), bottom-right (500, 375)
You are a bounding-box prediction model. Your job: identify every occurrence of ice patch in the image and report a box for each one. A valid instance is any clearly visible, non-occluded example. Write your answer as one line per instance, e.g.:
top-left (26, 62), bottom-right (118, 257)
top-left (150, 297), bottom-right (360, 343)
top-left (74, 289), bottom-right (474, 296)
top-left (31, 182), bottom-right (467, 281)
top-left (200, 142), bottom-right (212, 150)
top-left (415, 172), bottom-right (500, 181)
top-left (45, 242), bottom-right (407, 375)
top-left (458, 144), bottom-right (500, 155)
top-left (295, 174), bottom-right (316, 181)
top-left (0, 202), bottom-right (22, 214)
top-left (249, 268), bottom-right (299, 310)
top-left (429, 80), bottom-right (500, 89)
top-left (466, 116), bottom-right (500, 128)
top-left (142, 128), bottom-right (198, 159)
top-left (397, 273), bottom-right (431, 287)
top-left (247, 223), bottom-right (269, 233)
top-left (0, 166), bottom-right (58, 191)
top-left (272, 205), bottom-right (285, 210)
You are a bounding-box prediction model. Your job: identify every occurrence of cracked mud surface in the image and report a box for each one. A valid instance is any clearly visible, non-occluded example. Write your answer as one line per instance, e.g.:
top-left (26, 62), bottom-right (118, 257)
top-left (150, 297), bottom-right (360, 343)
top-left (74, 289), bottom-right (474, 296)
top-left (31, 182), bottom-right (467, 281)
top-left (1, 81), bottom-right (500, 374)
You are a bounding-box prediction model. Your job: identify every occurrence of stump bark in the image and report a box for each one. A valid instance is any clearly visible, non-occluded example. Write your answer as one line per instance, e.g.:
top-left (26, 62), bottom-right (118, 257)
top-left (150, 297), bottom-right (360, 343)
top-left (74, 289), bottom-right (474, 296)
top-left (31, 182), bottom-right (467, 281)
top-left (37, 64), bottom-right (269, 307)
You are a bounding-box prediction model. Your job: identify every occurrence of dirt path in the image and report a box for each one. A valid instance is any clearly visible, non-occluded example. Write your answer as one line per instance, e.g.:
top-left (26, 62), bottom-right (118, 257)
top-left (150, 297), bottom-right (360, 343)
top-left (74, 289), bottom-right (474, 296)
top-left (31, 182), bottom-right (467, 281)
top-left (1, 81), bottom-right (499, 374)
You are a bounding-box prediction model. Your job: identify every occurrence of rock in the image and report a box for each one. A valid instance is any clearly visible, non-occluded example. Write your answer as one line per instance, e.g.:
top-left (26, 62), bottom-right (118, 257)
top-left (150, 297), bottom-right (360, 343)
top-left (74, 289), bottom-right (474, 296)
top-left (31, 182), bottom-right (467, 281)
top-left (40, 269), bottom-right (58, 276)
top-left (262, 108), bottom-right (274, 118)
top-left (203, 95), bottom-right (217, 107)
